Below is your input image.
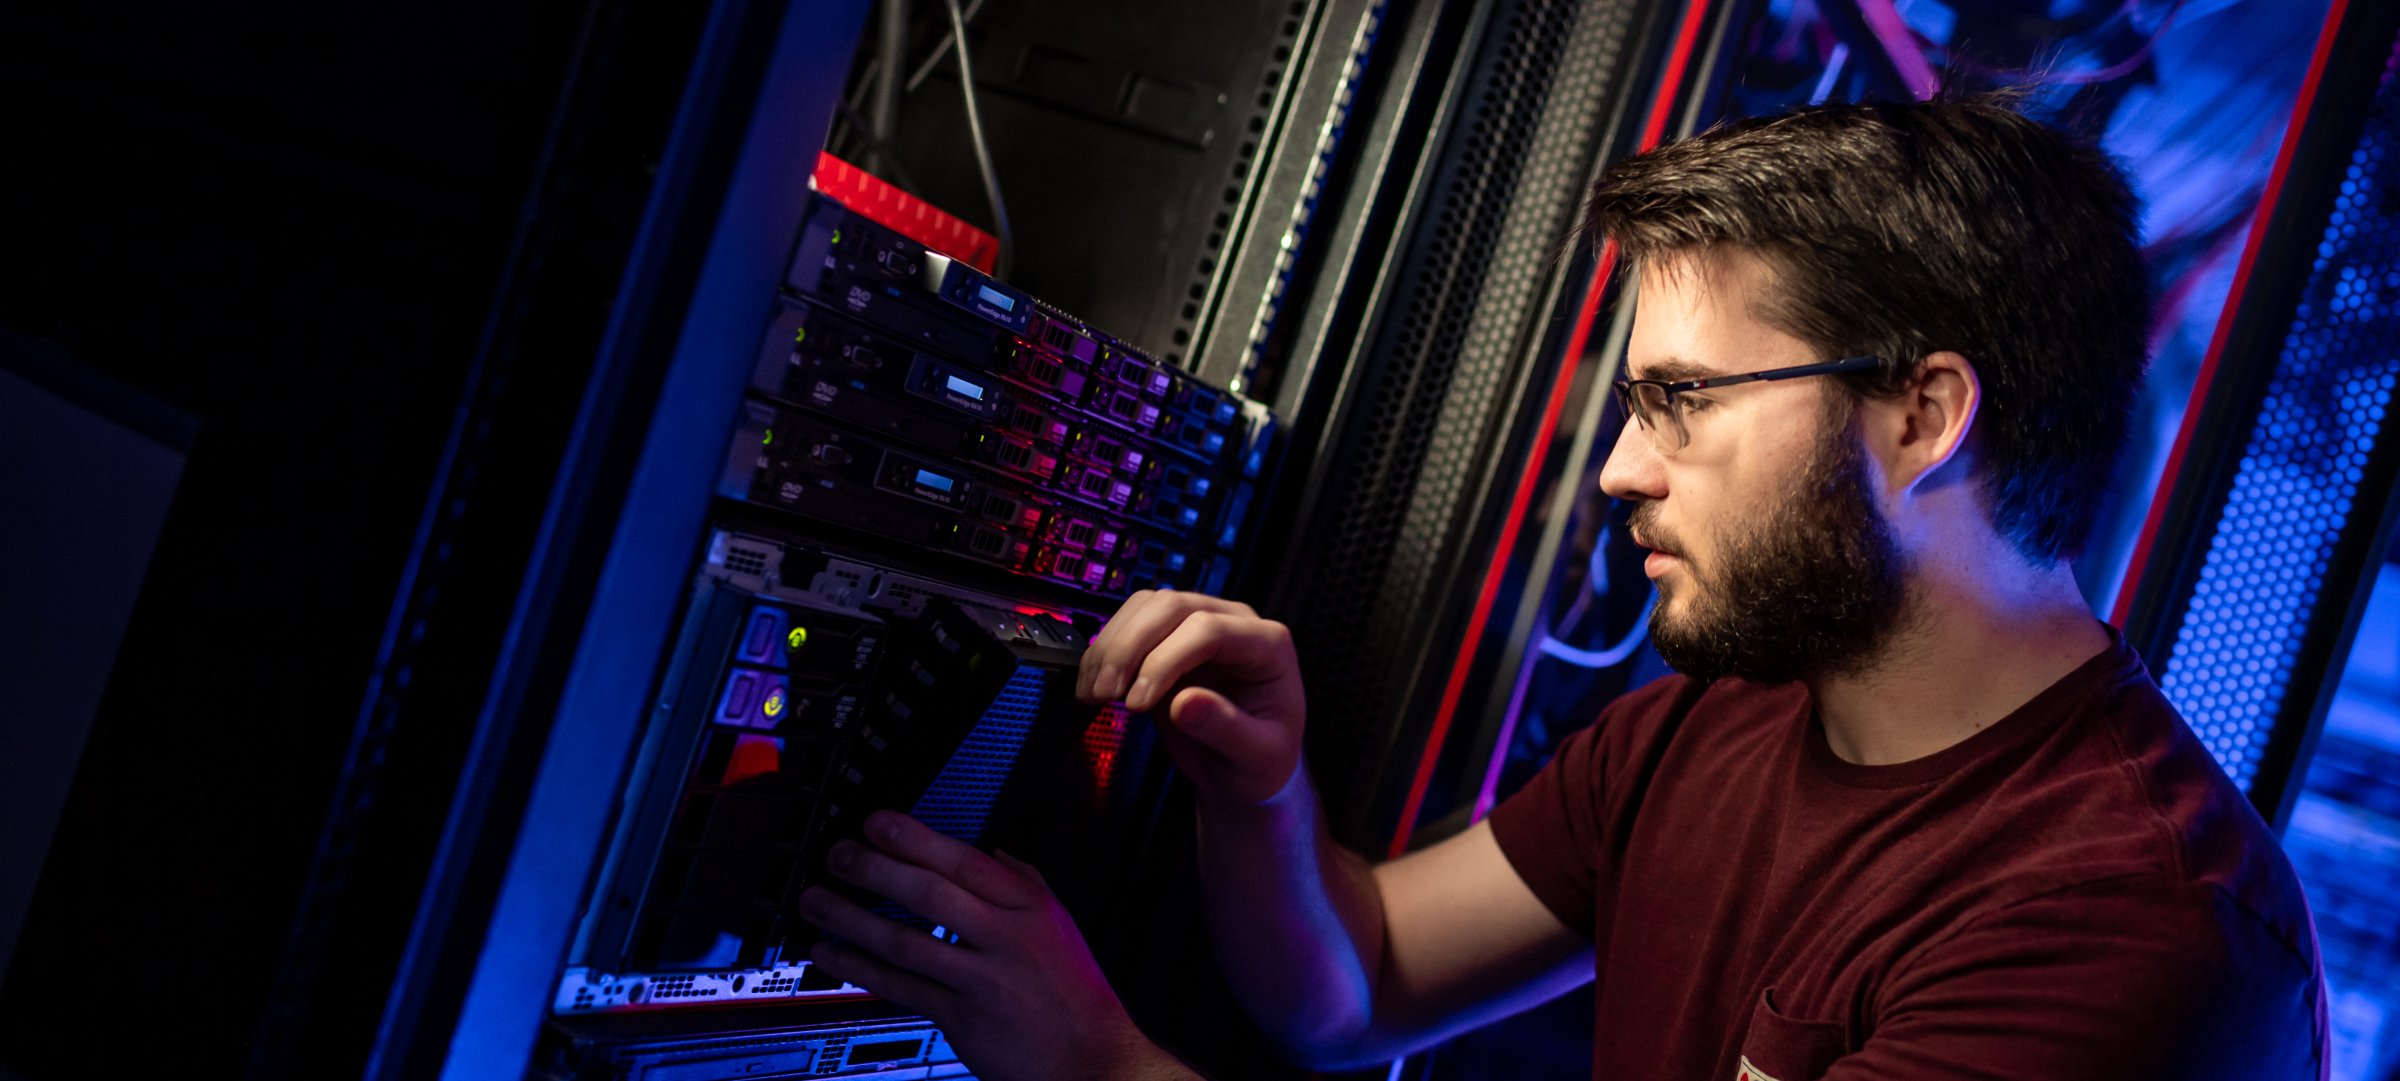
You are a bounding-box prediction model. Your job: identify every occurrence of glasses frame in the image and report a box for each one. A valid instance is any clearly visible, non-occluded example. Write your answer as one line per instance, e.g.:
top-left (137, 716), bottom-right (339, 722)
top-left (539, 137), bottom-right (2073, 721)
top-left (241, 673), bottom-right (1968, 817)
top-left (1612, 354), bottom-right (1883, 453)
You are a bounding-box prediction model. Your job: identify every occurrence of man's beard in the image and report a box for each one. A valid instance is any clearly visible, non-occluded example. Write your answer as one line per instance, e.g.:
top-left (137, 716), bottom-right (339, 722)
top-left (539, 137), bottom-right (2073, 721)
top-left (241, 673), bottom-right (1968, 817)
top-left (1632, 406), bottom-right (1914, 684)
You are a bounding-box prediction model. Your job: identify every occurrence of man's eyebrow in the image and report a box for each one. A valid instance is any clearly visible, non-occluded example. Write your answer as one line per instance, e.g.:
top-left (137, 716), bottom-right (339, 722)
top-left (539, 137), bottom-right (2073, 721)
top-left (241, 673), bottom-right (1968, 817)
top-left (1628, 356), bottom-right (1722, 383)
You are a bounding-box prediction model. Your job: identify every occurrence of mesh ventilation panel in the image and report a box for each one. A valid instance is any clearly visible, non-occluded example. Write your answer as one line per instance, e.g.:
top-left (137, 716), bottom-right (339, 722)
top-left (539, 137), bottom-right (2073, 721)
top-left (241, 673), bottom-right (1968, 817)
top-left (1286, 0), bottom-right (1641, 837)
top-left (2160, 35), bottom-right (2400, 790)
top-left (908, 664), bottom-right (1046, 847)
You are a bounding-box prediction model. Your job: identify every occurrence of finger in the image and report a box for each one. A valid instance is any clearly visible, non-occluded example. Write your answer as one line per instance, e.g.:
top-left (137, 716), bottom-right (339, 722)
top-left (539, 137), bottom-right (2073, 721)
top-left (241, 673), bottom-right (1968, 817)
top-left (1165, 685), bottom-right (1294, 790)
top-left (1080, 591), bottom-right (1156, 701)
top-left (798, 886), bottom-right (977, 989)
top-left (1082, 589), bottom-right (1165, 702)
top-left (809, 938), bottom-right (959, 1020)
top-left (992, 848), bottom-right (1049, 889)
top-left (829, 841), bottom-right (1000, 940)
top-left (862, 811), bottom-right (1039, 909)
top-left (1125, 610), bottom-right (1288, 713)
top-left (1084, 592), bottom-right (1254, 704)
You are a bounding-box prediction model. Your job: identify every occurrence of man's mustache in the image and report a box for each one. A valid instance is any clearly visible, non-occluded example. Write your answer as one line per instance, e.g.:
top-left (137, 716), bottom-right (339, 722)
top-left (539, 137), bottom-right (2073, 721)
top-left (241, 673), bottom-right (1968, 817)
top-left (1625, 502), bottom-right (1688, 562)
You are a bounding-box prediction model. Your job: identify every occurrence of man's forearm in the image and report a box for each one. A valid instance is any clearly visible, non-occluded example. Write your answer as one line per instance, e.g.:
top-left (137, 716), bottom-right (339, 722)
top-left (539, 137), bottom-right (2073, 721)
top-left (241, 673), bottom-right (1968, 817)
top-left (1194, 770), bottom-right (1388, 1066)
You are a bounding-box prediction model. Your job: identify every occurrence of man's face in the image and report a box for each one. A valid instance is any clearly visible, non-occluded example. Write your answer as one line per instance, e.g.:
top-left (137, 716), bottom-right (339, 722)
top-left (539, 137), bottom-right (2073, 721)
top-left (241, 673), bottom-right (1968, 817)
top-left (1599, 251), bottom-right (1914, 683)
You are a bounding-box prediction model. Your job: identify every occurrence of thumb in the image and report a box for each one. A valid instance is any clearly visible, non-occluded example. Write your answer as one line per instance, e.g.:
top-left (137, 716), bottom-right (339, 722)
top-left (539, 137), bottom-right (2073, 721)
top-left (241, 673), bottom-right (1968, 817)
top-left (1163, 684), bottom-right (1241, 744)
top-left (1165, 686), bottom-right (1288, 779)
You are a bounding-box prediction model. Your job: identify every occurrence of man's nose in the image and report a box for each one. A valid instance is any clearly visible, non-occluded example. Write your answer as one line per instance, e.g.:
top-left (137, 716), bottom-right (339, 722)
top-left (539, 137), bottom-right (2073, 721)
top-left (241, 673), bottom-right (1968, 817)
top-left (1598, 418), bottom-right (1665, 502)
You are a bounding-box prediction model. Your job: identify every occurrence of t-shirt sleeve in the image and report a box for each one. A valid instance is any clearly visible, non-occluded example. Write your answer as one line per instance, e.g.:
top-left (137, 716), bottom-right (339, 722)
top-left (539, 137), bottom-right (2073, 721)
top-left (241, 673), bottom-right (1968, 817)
top-left (1820, 875), bottom-right (2326, 1081)
top-left (1486, 720), bottom-right (1609, 939)
top-left (1485, 676), bottom-right (1700, 941)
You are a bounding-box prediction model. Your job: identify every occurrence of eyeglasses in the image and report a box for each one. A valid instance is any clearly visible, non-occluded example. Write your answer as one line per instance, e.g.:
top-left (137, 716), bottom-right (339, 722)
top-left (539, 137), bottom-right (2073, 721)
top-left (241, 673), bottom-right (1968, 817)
top-left (1612, 355), bottom-right (1882, 454)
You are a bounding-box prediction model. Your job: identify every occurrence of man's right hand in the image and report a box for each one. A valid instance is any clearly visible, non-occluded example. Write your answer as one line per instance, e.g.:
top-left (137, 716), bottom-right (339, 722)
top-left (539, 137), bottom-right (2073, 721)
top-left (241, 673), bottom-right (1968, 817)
top-left (1076, 592), bottom-right (1588, 1070)
top-left (1074, 590), bottom-right (1306, 806)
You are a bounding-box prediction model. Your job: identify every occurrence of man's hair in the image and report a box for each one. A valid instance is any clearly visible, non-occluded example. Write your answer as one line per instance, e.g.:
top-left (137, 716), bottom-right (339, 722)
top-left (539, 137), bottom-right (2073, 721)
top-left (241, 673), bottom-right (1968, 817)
top-left (1586, 95), bottom-right (2150, 564)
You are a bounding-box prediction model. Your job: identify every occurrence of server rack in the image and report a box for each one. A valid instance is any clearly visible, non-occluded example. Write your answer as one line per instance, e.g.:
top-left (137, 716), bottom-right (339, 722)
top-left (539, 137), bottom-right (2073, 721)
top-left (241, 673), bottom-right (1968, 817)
top-left (0, 1), bottom-right (1834, 1078)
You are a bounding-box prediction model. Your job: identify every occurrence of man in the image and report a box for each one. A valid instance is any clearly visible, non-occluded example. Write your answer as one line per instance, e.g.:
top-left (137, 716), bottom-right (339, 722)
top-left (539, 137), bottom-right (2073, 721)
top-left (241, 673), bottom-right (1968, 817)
top-left (796, 96), bottom-right (2330, 1080)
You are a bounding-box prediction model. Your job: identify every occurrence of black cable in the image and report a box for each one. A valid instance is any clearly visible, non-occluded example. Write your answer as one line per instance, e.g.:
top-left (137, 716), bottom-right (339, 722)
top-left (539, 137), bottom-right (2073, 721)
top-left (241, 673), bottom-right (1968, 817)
top-left (908, 0), bottom-right (989, 94)
top-left (944, 0), bottom-right (1013, 279)
top-left (870, 0), bottom-right (907, 174)
top-left (833, 101), bottom-right (928, 196)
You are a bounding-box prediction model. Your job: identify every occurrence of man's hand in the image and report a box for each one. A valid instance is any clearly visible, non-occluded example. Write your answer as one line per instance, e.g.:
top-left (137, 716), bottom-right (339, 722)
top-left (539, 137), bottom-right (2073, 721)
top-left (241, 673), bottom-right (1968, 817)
top-left (1075, 590), bottom-right (1306, 806)
top-left (799, 811), bottom-right (1196, 1081)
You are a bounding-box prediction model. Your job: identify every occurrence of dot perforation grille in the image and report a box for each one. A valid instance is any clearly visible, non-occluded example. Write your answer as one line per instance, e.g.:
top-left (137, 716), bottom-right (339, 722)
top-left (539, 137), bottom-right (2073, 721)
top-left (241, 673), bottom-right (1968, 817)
top-left (908, 664), bottom-right (1046, 847)
top-left (1288, 0), bottom-right (1641, 828)
top-left (2160, 34), bottom-right (2400, 790)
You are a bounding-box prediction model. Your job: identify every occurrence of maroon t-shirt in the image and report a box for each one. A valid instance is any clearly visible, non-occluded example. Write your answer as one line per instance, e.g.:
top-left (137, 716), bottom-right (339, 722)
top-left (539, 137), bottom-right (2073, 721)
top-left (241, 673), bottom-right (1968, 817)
top-left (1487, 631), bottom-right (2328, 1081)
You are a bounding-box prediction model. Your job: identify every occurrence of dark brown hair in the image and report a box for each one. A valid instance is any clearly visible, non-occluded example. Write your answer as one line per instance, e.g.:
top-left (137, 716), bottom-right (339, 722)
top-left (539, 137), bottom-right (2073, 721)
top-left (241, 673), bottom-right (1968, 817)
top-left (1586, 95), bottom-right (2150, 563)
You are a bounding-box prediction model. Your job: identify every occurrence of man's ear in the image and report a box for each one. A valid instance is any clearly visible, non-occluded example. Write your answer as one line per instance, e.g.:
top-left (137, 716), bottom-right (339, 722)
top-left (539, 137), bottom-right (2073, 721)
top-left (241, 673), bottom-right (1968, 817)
top-left (1865, 350), bottom-right (1979, 496)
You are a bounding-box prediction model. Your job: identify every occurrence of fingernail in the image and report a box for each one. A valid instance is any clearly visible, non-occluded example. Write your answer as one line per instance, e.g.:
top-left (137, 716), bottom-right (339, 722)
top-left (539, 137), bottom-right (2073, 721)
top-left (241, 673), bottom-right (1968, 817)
top-left (1127, 676), bottom-right (1152, 709)
top-left (798, 888), bottom-right (827, 919)
top-left (870, 813), bottom-right (901, 843)
top-left (829, 841), bottom-right (858, 872)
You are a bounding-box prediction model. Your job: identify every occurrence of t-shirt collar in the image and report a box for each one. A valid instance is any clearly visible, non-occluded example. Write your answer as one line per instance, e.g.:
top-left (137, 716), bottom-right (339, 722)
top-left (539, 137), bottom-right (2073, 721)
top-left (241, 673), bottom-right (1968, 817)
top-left (1800, 622), bottom-right (2141, 789)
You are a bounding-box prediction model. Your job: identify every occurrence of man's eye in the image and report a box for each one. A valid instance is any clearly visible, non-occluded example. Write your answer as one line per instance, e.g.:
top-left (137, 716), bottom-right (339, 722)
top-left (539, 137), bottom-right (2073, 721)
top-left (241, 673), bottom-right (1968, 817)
top-left (1673, 395), bottom-right (1712, 416)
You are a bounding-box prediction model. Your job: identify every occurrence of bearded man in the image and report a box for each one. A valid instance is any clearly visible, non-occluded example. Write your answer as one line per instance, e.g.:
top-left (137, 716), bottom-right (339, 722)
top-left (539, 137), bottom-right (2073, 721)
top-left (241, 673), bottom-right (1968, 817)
top-left (794, 96), bottom-right (2330, 1081)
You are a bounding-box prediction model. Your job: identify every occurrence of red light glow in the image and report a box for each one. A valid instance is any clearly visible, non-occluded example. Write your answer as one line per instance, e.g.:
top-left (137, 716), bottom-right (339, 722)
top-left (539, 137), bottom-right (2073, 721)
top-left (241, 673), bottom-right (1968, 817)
top-left (1081, 703), bottom-right (1130, 802)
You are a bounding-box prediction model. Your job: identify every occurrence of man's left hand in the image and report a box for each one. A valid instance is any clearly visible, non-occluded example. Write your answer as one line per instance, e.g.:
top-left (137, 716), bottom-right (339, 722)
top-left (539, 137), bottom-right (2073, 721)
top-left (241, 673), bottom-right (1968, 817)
top-left (799, 811), bottom-right (1195, 1081)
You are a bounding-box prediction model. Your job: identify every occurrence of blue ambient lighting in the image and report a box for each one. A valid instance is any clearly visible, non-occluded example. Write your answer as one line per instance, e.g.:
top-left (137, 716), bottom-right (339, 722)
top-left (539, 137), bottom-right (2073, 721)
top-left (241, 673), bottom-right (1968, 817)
top-left (2159, 48), bottom-right (2400, 791)
top-left (2156, 39), bottom-right (2400, 1081)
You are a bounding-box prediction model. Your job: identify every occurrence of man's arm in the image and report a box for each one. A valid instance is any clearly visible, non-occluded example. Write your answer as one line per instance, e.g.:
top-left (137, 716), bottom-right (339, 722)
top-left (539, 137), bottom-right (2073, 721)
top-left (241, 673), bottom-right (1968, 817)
top-left (1201, 798), bottom-right (1593, 1068)
top-left (799, 590), bottom-right (1595, 1079)
top-left (1089, 592), bottom-right (1592, 1069)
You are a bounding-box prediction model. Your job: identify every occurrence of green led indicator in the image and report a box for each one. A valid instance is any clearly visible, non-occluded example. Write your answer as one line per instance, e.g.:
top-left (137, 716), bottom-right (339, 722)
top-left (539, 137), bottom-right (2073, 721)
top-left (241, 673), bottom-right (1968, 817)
top-left (787, 627), bottom-right (808, 650)
top-left (831, 228), bottom-right (842, 244)
top-left (793, 326), bottom-right (807, 344)
top-left (762, 428), bottom-right (774, 446)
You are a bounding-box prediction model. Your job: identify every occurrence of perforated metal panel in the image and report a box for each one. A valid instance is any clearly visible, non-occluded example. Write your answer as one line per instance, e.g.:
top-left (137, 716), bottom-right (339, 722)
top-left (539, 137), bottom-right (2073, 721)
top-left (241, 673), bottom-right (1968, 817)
top-left (2159, 33), bottom-right (2400, 792)
top-left (1277, 0), bottom-right (1649, 842)
top-left (908, 664), bottom-right (1045, 847)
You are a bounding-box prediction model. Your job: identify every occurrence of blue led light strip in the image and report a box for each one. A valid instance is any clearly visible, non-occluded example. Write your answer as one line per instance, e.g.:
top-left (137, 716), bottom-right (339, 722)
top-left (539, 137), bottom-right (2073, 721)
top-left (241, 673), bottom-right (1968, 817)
top-left (2160, 37), bottom-right (2400, 791)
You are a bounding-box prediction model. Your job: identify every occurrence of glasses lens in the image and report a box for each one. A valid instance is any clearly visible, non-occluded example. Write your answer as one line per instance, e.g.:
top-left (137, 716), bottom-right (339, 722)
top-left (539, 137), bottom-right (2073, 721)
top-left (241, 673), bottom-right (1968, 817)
top-left (1631, 383), bottom-right (1685, 452)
